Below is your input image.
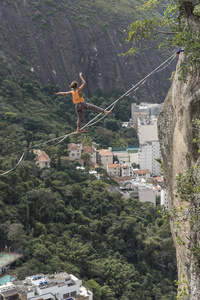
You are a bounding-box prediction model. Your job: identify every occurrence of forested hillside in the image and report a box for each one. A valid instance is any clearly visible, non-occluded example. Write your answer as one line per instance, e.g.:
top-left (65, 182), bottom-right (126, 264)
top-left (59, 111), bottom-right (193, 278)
top-left (0, 0), bottom-right (175, 102)
top-left (0, 160), bottom-right (177, 300)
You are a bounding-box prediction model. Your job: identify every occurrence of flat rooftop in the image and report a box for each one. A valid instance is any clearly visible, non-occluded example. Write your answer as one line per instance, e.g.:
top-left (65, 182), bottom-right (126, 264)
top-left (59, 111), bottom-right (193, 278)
top-left (0, 252), bottom-right (22, 269)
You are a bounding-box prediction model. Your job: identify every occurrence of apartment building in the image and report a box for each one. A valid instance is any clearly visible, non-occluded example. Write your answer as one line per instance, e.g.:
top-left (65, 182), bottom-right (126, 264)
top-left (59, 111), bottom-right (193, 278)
top-left (68, 143), bottom-right (82, 161)
top-left (138, 183), bottom-right (156, 205)
top-left (0, 272), bottom-right (93, 300)
top-left (97, 149), bottom-right (113, 169)
top-left (121, 163), bottom-right (134, 177)
top-left (138, 140), bottom-right (161, 175)
top-left (137, 117), bottom-right (158, 144)
top-left (107, 163), bottom-right (120, 177)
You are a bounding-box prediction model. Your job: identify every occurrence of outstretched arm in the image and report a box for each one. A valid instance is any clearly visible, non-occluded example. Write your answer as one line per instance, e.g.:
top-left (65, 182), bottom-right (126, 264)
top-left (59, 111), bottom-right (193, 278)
top-left (79, 72), bottom-right (86, 91)
top-left (56, 91), bottom-right (72, 95)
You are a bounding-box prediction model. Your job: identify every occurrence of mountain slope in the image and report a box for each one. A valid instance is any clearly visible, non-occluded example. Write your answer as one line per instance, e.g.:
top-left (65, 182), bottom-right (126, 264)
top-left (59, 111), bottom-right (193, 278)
top-left (0, 0), bottom-right (175, 102)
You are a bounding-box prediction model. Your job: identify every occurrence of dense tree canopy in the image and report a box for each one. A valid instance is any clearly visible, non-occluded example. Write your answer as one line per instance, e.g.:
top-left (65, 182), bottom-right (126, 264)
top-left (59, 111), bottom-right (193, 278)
top-left (0, 158), bottom-right (177, 299)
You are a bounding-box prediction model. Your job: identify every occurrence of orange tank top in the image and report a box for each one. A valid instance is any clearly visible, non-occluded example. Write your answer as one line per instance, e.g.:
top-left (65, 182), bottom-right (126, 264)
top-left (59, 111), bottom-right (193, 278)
top-left (72, 89), bottom-right (84, 104)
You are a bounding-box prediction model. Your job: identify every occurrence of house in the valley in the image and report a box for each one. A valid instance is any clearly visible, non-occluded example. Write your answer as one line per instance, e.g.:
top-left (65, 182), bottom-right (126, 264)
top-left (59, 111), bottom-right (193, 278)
top-left (33, 149), bottom-right (51, 168)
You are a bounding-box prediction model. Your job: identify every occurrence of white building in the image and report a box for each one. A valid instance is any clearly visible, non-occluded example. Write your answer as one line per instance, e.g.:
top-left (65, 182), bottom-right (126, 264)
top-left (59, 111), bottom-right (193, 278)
top-left (138, 140), bottom-right (161, 176)
top-left (137, 116), bottom-right (162, 176)
top-left (0, 272), bottom-right (93, 300)
top-left (139, 184), bottom-right (156, 205)
top-left (161, 188), bottom-right (168, 209)
top-left (138, 117), bottom-right (158, 144)
top-left (121, 163), bottom-right (133, 177)
top-left (132, 179), bottom-right (156, 205)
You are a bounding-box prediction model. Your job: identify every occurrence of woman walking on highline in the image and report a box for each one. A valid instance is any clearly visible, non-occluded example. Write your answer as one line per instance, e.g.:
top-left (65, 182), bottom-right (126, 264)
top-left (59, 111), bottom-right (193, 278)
top-left (56, 72), bottom-right (111, 132)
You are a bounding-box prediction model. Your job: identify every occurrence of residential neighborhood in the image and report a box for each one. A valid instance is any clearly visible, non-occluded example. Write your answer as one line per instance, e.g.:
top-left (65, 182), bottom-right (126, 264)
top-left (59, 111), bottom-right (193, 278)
top-left (0, 272), bottom-right (93, 300)
top-left (32, 102), bottom-right (168, 209)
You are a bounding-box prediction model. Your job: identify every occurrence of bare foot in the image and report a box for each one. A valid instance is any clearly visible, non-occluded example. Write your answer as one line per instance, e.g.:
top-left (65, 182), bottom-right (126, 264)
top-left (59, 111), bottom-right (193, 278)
top-left (77, 126), bottom-right (80, 132)
top-left (104, 111), bottom-right (111, 115)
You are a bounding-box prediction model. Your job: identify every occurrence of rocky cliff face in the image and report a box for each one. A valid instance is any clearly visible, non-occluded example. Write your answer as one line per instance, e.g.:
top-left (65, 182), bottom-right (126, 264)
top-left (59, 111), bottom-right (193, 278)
top-left (0, 0), bottom-right (174, 101)
top-left (158, 3), bottom-right (200, 298)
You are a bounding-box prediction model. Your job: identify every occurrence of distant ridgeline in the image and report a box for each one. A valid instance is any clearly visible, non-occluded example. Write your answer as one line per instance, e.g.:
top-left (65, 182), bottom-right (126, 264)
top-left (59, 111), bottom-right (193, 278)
top-left (0, 0), bottom-right (175, 103)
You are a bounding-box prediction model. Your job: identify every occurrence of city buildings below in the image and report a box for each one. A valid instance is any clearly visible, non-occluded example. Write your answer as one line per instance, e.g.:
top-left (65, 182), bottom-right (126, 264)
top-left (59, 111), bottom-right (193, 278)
top-left (109, 178), bottom-right (156, 205)
top-left (110, 173), bottom-right (168, 207)
top-left (131, 103), bottom-right (163, 177)
top-left (0, 272), bottom-right (93, 300)
top-left (33, 150), bottom-right (51, 168)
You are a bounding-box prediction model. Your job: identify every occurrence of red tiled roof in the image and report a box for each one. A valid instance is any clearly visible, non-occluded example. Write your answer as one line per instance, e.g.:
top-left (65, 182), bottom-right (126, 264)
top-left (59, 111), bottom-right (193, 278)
top-left (107, 163), bottom-right (120, 168)
top-left (113, 177), bottom-right (122, 183)
top-left (97, 149), bottom-right (113, 156)
top-left (35, 150), bottom-right (50, 162)
top-left (133, 169), bottom-right (150, 175)
top-left (112, 176), bottom-right (132, 183)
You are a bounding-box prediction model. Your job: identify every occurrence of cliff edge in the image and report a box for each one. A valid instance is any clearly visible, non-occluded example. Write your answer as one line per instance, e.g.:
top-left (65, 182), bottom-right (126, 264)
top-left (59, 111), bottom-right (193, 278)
top-left (158, 8), bottom-right (200, 297)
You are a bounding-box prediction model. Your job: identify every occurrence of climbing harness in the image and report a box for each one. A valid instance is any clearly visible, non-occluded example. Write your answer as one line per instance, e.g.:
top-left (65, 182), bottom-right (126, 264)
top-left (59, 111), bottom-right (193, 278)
top-left (0, 51), bottom-right (178, 176)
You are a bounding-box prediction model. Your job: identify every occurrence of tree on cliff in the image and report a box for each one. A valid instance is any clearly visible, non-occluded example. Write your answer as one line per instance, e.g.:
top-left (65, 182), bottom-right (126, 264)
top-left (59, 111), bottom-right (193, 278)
top-left (125, 0), bottom-right (200, 79)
